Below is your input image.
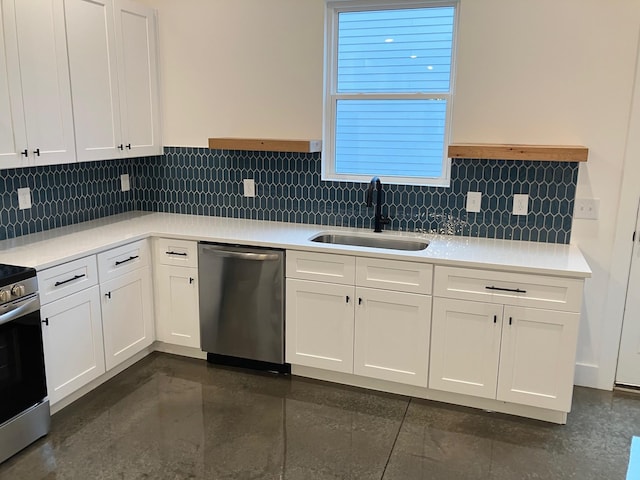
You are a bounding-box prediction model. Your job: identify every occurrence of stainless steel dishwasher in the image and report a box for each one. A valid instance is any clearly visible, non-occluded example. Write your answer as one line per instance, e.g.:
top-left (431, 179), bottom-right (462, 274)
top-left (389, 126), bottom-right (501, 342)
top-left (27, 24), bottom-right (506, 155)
top-left (198, 243), bottom-right (287, 371)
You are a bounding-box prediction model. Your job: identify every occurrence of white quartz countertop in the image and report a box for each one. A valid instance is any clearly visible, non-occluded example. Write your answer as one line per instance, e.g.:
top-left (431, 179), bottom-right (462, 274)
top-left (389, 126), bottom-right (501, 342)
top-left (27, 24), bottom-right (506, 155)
top-left (0, 211), bottom-right (592, 278)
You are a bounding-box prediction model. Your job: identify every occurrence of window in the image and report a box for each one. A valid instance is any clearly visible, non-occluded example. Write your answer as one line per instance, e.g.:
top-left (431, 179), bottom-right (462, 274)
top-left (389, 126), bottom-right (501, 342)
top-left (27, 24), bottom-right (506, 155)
top-left (322, 1), bottom-right (457, 186)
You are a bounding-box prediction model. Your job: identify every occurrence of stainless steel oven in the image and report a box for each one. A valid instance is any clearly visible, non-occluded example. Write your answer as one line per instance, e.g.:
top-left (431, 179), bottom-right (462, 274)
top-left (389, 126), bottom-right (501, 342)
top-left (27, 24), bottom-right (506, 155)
top-left (0, 265), bottom-right (49, 464)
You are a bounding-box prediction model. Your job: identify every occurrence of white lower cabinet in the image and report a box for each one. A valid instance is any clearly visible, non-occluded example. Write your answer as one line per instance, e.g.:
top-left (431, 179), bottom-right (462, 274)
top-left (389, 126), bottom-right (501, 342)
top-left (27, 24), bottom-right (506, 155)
top-left (155, 264), bottom-right (200, 348)
top-left (41, 285), bottom-right (105, 405)
top-left (285, 252), bottom-right (432, 385)
top-left (100, 266), bottom-right (154, 370)
top-left (429, 297), bottom-right (579, 412)
top-left (285, 279), bottom-right (354, 373)
top-left (354, 287), bottom-right (431, 387)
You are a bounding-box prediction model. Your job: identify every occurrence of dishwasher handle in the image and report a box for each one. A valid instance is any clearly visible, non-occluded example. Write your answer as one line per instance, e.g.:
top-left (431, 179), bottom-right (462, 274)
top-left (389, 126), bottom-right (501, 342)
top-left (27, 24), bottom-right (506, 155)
top-left (200, 246), bottom-right (281, 262)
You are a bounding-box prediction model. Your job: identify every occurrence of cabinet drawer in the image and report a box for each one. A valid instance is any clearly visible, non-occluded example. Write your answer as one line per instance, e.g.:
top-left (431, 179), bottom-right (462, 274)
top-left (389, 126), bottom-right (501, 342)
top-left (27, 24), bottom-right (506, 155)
top-left (286, 251), bottom-right (355, 285)
top-left (97, 239), bottom-right (150, 283)
top-left (433, 266), bottom-right (583, 312)
top-left (356, 258), bottom-right (432, 294)
top-left (38, 255), bottom-right (98, 305)
top-left (155, 238), bottom-right (198, 267)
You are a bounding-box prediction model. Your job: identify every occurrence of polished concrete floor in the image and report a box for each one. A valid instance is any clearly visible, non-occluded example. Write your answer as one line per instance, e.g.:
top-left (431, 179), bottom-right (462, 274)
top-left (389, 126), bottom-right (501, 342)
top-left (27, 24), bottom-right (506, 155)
top-left (1, 352), bottom-right (639, 479)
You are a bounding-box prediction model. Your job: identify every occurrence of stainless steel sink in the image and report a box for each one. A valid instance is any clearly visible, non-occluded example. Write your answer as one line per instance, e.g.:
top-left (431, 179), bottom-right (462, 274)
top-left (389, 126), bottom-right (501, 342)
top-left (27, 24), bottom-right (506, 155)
top-left (310, 233), bottom-right (428, 251)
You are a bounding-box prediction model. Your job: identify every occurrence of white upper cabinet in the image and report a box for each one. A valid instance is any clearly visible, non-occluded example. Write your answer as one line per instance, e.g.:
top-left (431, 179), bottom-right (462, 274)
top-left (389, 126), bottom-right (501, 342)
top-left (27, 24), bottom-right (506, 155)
top-left (114, 0), bottom-right (161, 157)
top-left (65, 0), bottom-right (122, 162)
top-left (65, 0), bottom-right (161, 161)
top-left (0, 0), bottom-right (27, 169)
top-left (1, 0), bottom-right (75, 168)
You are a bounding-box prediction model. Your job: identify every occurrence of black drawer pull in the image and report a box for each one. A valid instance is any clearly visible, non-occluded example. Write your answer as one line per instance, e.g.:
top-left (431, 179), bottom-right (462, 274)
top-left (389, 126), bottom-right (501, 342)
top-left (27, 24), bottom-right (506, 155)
top-left (485, 286), bottom-right (527, 294)
top-left (115, 255), bottom-right (139, 266)
top-left (42, 318), bottom-right (49, 326)
top-left (54, 274), bottom-right (86, 287)
top-left (166, 251), bottom-right (187, 256)
top-left (346, 296), bottom-right (350, 303)
top-left (509, 317), bottom-right (513, 325)
top-left (493, 315), bottom-right (497, 324)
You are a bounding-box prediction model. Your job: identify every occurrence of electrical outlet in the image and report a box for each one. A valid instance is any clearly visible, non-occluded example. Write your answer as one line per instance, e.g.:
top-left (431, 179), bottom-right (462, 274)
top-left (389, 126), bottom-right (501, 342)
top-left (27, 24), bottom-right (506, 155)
top-left (466, 191), bottom-right (481, 213)
top-left (513, 194), bottom-right (529, 216)
top-left (243, 179), bottom-right (256, 198)
top-left (574, 198), bottom-right (599, 220)
top-left (17, 187), bottom-right (31, 210)
top-left (120, 174), bottom-right (130, 192)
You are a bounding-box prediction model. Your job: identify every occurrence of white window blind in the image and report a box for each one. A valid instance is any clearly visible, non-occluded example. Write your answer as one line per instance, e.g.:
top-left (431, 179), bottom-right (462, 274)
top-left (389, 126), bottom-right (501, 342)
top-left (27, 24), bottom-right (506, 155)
top-left (323, 2), bottom-right (457, 186)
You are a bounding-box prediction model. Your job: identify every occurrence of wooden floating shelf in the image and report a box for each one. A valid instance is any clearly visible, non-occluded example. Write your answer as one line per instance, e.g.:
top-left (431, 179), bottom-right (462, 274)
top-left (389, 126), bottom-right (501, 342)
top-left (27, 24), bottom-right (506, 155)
top-left (208, 138), bottom-right (322, 153)
top-left (447, 143), bottom-right (588, 162)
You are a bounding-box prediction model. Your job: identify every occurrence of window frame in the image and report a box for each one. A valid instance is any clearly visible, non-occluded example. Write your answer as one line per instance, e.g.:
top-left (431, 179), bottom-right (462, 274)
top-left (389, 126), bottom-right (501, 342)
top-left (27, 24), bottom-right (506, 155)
top-left (322, 0), bottom-right (459, 187)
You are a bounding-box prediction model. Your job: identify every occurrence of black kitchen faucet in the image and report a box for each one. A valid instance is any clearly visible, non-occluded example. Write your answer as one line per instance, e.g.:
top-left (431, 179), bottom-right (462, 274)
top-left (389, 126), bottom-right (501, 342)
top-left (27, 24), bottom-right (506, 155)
top-left (365, 177), bottom-right (390, 233)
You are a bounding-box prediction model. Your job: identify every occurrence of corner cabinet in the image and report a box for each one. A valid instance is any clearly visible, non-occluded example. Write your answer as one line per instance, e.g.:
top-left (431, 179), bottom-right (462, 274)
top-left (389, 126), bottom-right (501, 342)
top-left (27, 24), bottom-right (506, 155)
top-left (98, 240), bottom-right (154, 371)
top-left (286, 251), bottom-right (432, 387)
top-left (0, 0), bottom-right (75, 168)
top-left (64, 0), bottom-right (161, 162)
top-left (429, 266), bottom-right (583, 412)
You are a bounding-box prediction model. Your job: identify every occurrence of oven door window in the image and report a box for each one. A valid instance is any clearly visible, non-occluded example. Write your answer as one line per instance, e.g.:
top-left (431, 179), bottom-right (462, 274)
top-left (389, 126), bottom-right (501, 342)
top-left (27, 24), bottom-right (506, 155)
top-left (0, 309), bottom-right (47, 425)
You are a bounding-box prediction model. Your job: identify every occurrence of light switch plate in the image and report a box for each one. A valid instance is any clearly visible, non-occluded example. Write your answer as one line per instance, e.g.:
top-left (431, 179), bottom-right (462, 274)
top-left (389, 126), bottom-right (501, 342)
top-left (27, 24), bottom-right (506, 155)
top-left (17, 187), bottom-right (31, 210)
top-left (466, 191), bottom-right (481, 213)
top-left (243, 179), bottom-right (256, 197)
top-left (513, 194), bottom-right (529, 215)
top-left (120, 174), bottom-right (130, 192)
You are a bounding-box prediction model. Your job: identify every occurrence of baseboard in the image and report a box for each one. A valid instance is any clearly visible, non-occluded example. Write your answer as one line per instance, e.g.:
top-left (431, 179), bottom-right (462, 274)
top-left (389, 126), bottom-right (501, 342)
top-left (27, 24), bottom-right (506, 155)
top-left (292, 365), bottom-right (568, 424)
top-left (153, 341), bottom-right (207, 360)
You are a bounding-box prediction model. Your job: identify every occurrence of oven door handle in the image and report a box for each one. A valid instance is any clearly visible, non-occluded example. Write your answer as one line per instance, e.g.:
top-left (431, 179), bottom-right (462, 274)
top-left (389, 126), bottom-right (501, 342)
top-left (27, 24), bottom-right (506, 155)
top-left (0, 295), bottom-right (41, 327)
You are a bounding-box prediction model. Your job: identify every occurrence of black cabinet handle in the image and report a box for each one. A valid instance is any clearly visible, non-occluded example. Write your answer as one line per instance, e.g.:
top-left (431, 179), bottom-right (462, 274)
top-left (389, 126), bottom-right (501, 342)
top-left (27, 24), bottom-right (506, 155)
top-left (358, 298), bottom-right (363, 305)
top-left (54, 274), bottom-right (86, 287)
top-left (42, 318), bottom-right (49, 326)
top-left (485, 286), bottom-right (527, 294)
top-left (34, 148), bottom-right (40, 156)
top-left (118, 144), bottom-right (124, 150)
top-left (105, 292), bottom-right (111, 299)
top-left (189, 277), bottom-right (194, 284)
top-left (21, 149), bottom-right (28, 157)
top-left (493, 315), bottom-right (497, 324)
top-left (509, 317), bottom-right (513, 325)
top-left (346, 296), bottom-right (350, 303)
top-left (115, 255), bottom-right (139, 266)
top-left (126, 144), bottom-right (131, 150)
top-left (166, 251), bottom-right (187, 256)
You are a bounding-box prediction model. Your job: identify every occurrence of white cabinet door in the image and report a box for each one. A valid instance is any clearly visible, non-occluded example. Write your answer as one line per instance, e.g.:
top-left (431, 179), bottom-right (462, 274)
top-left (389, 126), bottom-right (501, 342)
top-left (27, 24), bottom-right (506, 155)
top-left (354, 287), bottom-right (431, 387)
top-left (0, 0), bottom-right (27, 168)
top-left (429, 298), bottom-right (503, 399)
top-left (497, 306), bottom-right (579, 411)
top-left (286, 279), bottom-right (354, 373)
top-left (114, 0), bottom-right (161, 157)
top-left (13, 0), bottom-right (75, 166)
top-left (101, 266), bottom-right (154, 370)
top-left (155, 264), bottom-right (200, 348)
top-left (41, 286), bottom-right (105, 405)
top-left (65, 0), bottom-right (122, 162)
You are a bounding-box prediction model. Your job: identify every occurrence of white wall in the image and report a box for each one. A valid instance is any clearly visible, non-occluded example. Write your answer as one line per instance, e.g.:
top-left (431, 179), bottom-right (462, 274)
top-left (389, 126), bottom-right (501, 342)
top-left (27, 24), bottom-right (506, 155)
top-left (141, 0), bottom-right (640, 389)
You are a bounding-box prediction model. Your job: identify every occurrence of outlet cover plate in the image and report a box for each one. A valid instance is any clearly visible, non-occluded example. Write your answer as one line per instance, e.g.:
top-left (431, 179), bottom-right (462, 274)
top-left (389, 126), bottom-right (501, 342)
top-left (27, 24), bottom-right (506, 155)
top-left (120, 174), bottom-right (130, 192)
top-left (513, 194), bottom-right (529, 216)
top-left (243, 179), bottom-right (256, 198)
top-left (17, 187), bottom-right (31, 210)
top-left (574, 198), bottom-right (599, 220)
top-left (466, 191), bottom-right (481, 213)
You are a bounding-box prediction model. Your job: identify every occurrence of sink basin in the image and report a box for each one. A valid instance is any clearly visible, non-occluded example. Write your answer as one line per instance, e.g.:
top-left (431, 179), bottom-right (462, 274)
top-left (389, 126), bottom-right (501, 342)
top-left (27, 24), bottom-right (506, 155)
top-left (310, 233), bottom-right (428, 251)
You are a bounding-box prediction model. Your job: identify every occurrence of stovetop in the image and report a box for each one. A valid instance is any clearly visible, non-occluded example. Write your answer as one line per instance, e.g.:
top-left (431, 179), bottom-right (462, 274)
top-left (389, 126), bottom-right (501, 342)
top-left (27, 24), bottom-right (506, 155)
top-left (0, 264), bottom-right (37, 288)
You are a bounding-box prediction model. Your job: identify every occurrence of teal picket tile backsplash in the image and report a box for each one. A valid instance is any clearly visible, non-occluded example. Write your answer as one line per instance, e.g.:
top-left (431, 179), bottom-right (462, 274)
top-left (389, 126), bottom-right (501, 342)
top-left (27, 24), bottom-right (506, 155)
top-left (0, 147), bottom-right (578, 244)
top-left (134, 147), bottom-right (578, 244)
